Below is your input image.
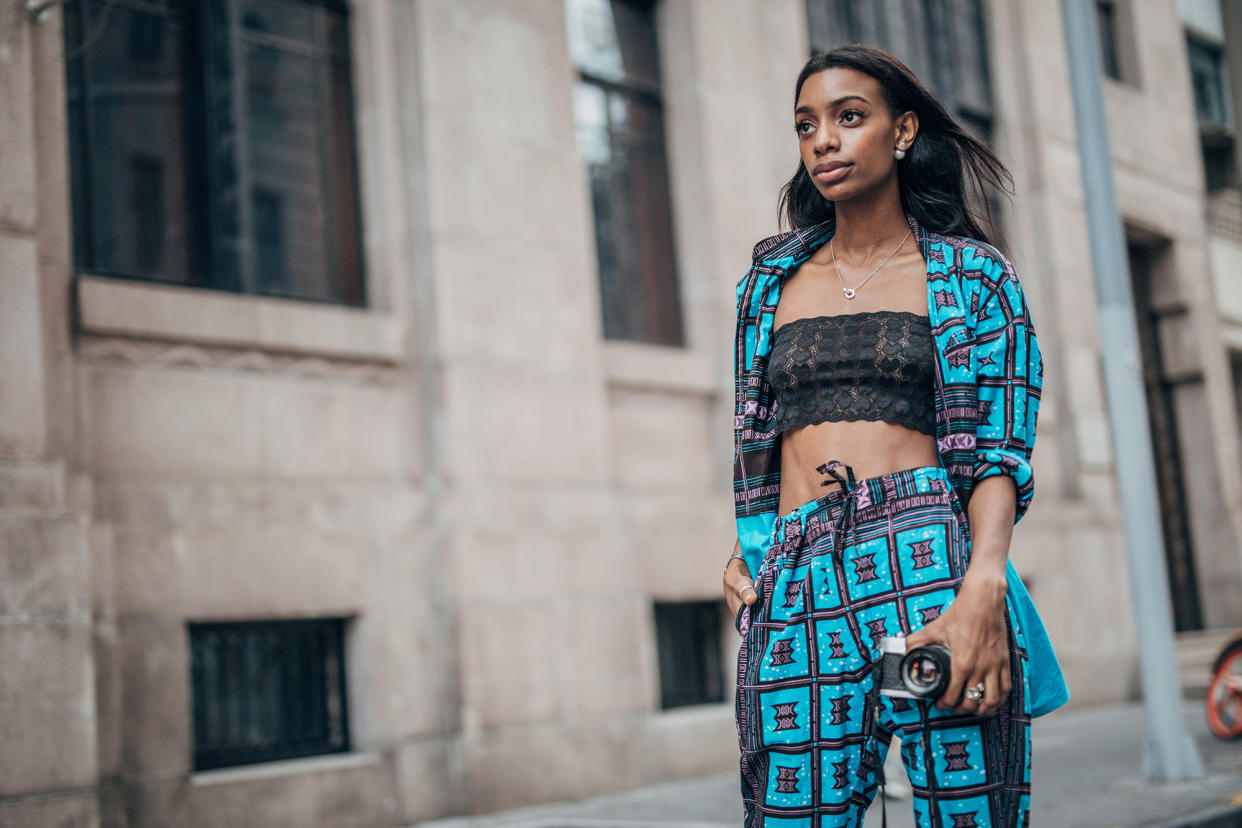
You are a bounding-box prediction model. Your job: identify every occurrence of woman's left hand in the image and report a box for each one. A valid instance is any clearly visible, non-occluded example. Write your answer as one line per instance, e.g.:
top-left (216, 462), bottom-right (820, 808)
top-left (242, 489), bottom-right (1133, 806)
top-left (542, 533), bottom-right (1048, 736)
top-left (903, 574), bottom-right (1012, 716)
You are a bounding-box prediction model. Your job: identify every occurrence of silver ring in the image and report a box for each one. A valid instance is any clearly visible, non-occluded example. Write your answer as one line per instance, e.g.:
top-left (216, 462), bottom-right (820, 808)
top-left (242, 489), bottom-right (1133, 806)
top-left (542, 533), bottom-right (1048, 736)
top-left (739, 584), bottom-right (756, 597)
top-left (964, 684), bottom-right (985, 701)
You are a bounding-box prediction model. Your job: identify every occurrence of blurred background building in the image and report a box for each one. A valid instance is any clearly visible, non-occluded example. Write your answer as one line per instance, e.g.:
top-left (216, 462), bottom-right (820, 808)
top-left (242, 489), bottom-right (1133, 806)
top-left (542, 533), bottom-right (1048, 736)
top-left (1, 0), bottom-right (1241, 825)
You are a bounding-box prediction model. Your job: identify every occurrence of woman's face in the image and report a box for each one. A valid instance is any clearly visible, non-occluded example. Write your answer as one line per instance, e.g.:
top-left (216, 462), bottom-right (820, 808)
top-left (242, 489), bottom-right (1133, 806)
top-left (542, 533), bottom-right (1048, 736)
top-left (794, 67), bottom-right (917, 203)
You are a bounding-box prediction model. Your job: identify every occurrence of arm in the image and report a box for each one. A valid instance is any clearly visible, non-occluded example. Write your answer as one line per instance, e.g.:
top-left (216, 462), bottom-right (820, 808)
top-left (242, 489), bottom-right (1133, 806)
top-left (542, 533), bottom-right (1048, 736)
top-left (911, 475), bottom-right (1014, 715)
top-left (723, 536), bottom-right (758, 621)
top-left (907, 256), bottom-right (1042, 715)
top-left (971, 261), bottom-right (1042, 524)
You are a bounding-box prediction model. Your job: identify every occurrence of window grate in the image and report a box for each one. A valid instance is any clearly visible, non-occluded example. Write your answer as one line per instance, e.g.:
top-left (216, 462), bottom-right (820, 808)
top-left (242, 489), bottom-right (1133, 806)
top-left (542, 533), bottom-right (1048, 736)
top-left (189, 617), bottom-right (350, 771)
top-left (653, 600), bottom-right (726, 709)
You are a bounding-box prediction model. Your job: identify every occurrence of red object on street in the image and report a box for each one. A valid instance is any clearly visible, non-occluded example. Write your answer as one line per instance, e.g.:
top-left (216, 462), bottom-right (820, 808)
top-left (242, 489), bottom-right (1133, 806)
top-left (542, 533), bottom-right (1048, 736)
top-left (1206, 631), bottom-right (1242, 740)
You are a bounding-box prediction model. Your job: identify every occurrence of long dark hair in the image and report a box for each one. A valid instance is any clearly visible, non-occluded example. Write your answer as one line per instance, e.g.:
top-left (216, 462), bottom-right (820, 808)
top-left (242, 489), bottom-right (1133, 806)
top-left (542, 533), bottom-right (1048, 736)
top-left (778, 44), bottom-right (1012, 245)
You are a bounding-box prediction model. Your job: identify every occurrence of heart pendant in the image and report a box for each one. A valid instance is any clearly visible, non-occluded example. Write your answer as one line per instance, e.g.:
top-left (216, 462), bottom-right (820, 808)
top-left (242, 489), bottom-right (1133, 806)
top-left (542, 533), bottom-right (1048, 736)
top-left (843, 288), bottom-right (856, 299)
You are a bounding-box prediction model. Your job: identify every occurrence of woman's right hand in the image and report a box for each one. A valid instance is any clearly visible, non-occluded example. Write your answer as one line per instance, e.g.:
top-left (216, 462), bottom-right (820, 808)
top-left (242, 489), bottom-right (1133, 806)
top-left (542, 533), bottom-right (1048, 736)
top-left (723, 538), bottom-right (759, 618)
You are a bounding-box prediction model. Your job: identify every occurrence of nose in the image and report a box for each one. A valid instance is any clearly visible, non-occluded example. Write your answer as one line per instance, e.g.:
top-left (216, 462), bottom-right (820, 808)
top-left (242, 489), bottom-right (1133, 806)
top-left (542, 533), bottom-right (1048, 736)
top-left (812, 122), bottom-right (838, 155)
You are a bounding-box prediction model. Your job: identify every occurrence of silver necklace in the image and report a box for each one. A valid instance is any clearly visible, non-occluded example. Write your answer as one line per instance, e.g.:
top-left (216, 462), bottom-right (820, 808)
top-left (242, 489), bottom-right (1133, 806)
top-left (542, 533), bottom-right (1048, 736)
top-left (828, 229), bottom-right (911, 299)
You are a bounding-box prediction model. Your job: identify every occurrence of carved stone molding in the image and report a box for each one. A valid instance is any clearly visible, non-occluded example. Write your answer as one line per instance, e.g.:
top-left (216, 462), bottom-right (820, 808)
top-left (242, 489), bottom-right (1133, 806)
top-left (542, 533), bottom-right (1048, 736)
top-left (77, 335), bottom-right (402, 386)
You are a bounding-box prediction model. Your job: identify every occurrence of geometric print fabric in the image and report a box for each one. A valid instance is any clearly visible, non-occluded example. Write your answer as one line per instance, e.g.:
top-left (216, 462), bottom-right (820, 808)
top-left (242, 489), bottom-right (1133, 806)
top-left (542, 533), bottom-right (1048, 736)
top-left (735, 463), bottom-right (1032, 827)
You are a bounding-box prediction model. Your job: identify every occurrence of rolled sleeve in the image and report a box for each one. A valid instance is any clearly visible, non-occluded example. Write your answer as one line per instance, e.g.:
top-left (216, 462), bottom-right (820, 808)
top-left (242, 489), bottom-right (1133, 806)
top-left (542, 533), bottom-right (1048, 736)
top-left (972, 257), bottom-right (1042, 524)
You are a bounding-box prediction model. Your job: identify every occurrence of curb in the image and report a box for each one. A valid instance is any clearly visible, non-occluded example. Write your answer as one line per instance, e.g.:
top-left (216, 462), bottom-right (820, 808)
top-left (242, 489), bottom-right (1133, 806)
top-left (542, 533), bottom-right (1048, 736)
top-left (1149, 803), bottom-right (1242, 828)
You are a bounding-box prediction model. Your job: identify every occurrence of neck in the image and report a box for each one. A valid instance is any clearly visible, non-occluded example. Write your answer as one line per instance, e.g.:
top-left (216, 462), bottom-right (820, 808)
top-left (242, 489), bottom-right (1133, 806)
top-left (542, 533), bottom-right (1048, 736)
top-left (828, 182), bottom-right (911, 260)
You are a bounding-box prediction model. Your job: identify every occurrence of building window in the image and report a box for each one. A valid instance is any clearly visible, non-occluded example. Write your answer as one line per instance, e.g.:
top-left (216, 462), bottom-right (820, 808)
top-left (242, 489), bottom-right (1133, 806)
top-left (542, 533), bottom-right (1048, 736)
top-left (1186, 34), bottom-right (1236, 190)
top-left (1181, 0), bottom-right (1236, 191)
top-left (1094, 0), bottom-right (1141, 85)
top-left (566, 0), bottom-right (685, 346)
top-left (806, 0), bottom-right (997, 144)
top-left (653, 600), bottom-right (725, 709)
top-left (1189, 35), bottom-right (1232, 129)
top-left (189, 618), bottom-right (350, 770)
top-left (65, 0), bottom-right (366, 306)
top-left (1231, 350), bottom-right (1242, 443)
top-left (1096, 0), bottom-right (1122, 80)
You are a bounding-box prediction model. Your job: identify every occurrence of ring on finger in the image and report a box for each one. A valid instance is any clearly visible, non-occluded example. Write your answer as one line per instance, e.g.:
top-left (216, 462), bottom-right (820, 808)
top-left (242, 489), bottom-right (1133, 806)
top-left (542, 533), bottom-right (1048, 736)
top-left (964, 684), bottom-right (985, 702)
top-left (739, 584), bottom-right (756, 597)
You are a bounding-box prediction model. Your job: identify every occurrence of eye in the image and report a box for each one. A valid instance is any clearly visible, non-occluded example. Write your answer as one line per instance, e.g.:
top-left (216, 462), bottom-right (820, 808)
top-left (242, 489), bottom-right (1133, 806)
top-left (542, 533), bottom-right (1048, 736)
top-left (840, 109), bottom-right (865, 124)
top-left (795, 120), bottom-right (815, 136)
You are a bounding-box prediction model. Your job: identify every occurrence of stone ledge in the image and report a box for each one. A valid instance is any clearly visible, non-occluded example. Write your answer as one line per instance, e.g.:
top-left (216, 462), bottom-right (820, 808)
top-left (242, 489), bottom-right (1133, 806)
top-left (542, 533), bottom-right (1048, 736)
top-left (603, 341), bottom-right (719, 397)
top-left (77, 276), bottom-right (405, 364)
top-left (190, 751), bottom-right (381, 787)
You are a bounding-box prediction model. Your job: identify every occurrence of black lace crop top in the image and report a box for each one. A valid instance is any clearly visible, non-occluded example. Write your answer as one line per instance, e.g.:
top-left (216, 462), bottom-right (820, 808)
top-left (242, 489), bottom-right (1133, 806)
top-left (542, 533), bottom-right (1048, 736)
top-left (767, 310), bottom-right (937, 436)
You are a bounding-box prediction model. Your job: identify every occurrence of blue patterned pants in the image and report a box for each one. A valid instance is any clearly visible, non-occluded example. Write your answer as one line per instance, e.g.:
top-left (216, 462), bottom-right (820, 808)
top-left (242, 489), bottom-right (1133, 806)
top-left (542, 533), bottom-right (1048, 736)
top-left (734, 463), bottom-right (1032, 827)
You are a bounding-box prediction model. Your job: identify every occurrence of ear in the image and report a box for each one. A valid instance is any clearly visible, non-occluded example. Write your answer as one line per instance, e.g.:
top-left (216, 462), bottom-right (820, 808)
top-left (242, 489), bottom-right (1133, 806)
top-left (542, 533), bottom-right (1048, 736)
top-left (895, 110), bottom-right (919, 147)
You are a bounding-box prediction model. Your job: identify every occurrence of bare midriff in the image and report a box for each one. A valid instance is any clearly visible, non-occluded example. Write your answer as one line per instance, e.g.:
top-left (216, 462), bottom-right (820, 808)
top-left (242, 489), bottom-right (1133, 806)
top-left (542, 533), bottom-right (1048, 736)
top-left (776, 419), bottom-right (940, 516)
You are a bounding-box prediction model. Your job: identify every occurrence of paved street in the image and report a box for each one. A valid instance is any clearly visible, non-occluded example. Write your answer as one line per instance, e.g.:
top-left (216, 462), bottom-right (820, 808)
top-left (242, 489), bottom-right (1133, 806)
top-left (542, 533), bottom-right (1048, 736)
top-left (417, 702), bottom-right (1242, 828)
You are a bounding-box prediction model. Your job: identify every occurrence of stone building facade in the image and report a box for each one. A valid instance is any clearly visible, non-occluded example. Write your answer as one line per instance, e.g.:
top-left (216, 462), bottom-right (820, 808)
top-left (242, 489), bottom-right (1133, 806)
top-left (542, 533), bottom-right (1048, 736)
top-left (1, 0), bottom-right (1239, 825)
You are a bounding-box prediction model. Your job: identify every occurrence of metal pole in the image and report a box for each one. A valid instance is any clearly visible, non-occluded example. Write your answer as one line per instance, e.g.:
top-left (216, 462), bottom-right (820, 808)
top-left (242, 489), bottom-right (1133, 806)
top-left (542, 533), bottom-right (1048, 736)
top-left (1059, 0), bottom-right (1203, 781)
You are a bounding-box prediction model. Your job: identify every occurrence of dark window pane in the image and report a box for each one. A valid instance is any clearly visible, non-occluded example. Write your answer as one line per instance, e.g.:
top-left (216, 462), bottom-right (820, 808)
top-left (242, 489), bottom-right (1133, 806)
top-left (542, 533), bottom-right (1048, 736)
top-left (1188, 35), bottom-right (1231, 129)
top-left (566, 0), bottom-right (660, 90)
top-left (127, 9), bottom-right (167, 64)
top-left (653, 601), bottom-right (726, 709)
top-left (241, 0), bottom-right (315, 42)
top-left (1097, 0), bottom-right (1122, 80)
top-left (189, 618), bottom-right (350, 770)
top-left (241, 37), bottom-right (329, 298)
top-left (1231, 351), bottom-right (1242, 442)
top-left (568, 0), bottom-right (684, 345)
top-left (1201, 134), bottom-right (1237, 191)
top-left (884, 0), bottom-right (930, 83)
top-left (251, 187), bottom-right (286, 292)
top-left (129, 155), bottom-right (166, 275)
top-left (806, 0), bottom-right (852, 52)
top-left (615, 96), bottom-right (682, 343)
top-left (65, 0), bottom-right (365, 306)
top-left (609, 0), bottom-right (662, 88)
top-left (805, 0), bottom-right (994, 133)
top-left (948, 0), bottom-right (992, 116)
top-left (66, 1), bottom-right (195, 284)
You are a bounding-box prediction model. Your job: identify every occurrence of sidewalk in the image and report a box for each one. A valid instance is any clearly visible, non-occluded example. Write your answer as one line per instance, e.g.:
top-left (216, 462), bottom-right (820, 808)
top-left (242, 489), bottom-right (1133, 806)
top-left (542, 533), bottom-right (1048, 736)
top-left (416, 701), bottom-right (1242, 828)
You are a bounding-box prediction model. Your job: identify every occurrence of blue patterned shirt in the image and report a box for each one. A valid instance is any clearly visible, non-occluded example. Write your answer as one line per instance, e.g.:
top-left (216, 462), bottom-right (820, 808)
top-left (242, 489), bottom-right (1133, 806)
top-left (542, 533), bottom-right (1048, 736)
top-left (732, 210), bottom-right (1068, 717)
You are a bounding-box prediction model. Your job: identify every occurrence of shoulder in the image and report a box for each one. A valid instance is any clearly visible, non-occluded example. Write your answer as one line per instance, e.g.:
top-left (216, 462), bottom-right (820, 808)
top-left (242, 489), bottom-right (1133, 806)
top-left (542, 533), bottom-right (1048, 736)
top-left (750, 229), bottom-right (802, 263)
top-left (735, 228), bottom-right (804, 305)
top-left (925, 228), bottom-right (1018, 284)
top-left (748, 219), bottom-right (836, 265)
top-left (928, 228), bottom-right (1029, 311)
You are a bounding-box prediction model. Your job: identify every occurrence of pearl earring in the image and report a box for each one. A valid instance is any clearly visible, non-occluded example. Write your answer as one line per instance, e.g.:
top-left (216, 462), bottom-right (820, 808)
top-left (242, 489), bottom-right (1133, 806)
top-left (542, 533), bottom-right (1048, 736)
top-left (894, 141), bottom-right (908, 160)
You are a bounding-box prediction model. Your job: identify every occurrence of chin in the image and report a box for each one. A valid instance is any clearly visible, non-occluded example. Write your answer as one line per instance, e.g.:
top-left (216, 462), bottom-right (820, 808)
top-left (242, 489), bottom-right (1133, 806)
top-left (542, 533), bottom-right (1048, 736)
top-left (815, 182), bottom-right (858, 202)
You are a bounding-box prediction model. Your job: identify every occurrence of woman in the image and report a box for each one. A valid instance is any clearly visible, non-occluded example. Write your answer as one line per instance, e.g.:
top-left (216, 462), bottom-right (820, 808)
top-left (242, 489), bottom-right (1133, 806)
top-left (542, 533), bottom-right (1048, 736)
top-left (722, 44), bottom-right (1068, 827)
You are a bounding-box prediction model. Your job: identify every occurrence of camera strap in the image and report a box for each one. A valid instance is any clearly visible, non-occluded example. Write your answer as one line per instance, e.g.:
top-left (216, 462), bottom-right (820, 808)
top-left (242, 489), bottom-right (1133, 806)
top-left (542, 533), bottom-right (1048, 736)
top-left (873, 686), bottom-right (888, 828)
top-left (864, 650), bottom-right (888, 827)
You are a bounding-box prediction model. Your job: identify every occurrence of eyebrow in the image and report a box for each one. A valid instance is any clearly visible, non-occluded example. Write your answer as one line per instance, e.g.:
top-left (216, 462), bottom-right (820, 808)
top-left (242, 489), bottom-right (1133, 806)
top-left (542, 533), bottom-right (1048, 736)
top-left (795, 94), bottom-right (871, 115)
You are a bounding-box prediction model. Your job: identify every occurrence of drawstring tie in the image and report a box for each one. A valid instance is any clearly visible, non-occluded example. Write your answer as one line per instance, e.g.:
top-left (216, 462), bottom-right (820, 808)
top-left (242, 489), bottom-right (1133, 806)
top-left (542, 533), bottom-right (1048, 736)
top-left (816, 460), bottom-right (859, 556)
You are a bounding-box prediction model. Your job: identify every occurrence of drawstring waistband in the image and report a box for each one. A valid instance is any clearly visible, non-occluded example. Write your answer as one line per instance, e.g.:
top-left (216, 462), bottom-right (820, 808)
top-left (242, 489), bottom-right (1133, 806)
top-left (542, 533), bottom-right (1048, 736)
top-left (817, 459), bottom-right (859, 556)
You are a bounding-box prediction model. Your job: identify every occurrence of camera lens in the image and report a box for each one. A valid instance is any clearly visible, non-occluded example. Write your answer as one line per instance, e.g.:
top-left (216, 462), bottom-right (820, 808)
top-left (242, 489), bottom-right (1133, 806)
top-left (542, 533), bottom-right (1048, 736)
top-left (899, 645), bottom-right (951, 698)
top-left (905, 656), bottom-right (941, 688)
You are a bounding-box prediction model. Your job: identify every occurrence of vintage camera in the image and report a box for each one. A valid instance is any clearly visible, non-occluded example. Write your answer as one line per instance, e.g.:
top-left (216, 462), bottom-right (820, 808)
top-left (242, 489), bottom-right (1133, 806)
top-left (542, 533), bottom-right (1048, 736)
top-left (876, 635), bottom-right (952, 700)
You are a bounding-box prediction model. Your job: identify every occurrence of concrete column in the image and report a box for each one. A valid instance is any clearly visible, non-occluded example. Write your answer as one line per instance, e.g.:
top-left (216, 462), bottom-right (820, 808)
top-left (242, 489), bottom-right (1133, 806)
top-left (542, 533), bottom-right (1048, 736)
top-left (0, 9), bottom-right (100, 826)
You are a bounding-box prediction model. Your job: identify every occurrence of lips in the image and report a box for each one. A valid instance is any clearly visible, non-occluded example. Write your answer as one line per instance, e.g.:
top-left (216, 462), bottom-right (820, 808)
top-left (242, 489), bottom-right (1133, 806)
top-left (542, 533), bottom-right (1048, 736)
top-left (812, 161), bottom-right (852, 183)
